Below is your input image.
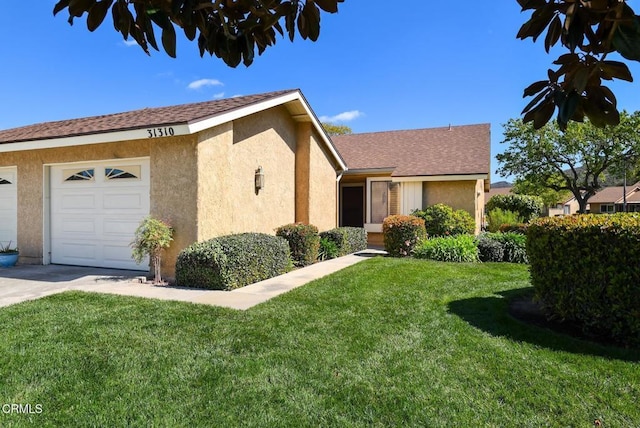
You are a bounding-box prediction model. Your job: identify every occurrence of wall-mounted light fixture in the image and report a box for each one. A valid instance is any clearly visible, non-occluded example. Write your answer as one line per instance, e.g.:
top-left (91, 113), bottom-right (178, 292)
top-left (255, 166), bottom-right (265, 192)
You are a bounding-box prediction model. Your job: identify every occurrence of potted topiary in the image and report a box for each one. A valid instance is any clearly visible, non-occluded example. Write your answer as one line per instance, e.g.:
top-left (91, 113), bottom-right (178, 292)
top-left (0, 241), bottom-right (19, 268)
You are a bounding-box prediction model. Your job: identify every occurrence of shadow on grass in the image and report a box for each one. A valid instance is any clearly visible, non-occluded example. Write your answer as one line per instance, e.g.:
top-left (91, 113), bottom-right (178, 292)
top-left (448, 287), bottom-right (639, 362)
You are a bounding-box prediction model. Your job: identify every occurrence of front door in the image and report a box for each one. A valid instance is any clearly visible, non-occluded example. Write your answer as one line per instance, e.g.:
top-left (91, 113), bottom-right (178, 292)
top-left (341, 185), bottom-right (364, 227)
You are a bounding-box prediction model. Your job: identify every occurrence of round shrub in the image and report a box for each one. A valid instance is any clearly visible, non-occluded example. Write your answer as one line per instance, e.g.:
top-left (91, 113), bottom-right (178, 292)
top-left (412, 204), bottom-right (475, 237)
top-left (175, 233), bottom-right (291, 290)
top-left (486, 208), bottom-right (523, 233)
top-left (275, 223), bottom-right (320, 267)
top-left (382, 215), bottom-right (426, 257)
top-left (413, 234), bottom-right (478, 263)
top-left (486, 194), bottom-right (543, 223)
top-left (477, 234), bottom-right (505, 262)
top-left (527, 214), bottom-right (640, 347)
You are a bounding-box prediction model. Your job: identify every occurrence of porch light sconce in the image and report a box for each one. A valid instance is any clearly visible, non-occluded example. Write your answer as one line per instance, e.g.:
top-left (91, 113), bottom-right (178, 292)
top-left (255, 166), bottom-right (265, 193)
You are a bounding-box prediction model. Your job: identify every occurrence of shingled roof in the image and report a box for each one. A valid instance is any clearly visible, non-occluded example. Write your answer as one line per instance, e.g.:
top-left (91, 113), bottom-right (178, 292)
top-left (332, 124), bottom-right (490, 177)
top-left (588, 182), bottom-right (640, 204)
top-left (0, 89), bottom-right (297, 144)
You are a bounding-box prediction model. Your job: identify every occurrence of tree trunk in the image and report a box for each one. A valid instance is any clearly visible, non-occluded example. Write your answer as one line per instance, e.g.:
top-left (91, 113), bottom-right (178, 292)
top-left (152, 254), bottom-right (162, 284)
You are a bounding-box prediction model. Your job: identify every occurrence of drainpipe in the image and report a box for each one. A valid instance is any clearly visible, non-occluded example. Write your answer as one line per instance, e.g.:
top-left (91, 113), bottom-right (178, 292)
top-left (336, 170), bottom-right (345, 227)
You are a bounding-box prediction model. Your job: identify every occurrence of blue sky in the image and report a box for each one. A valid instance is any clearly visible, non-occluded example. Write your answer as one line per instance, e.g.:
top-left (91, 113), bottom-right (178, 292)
top-left (2, 2), bottom-right (639, 180)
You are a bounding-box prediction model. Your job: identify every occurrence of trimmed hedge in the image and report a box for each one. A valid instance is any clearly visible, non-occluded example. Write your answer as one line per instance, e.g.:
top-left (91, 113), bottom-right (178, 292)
top-left (319, 227), bottom-right (368, 258)
top-left (527, 214), bottom-right (640, 347)
top-left (275, 223), bottom-right (320, 267)
top-left (412, 204), bottom-right (475, 237)
top-left (413, 234), bottom-right (478, 262)
top-left (175, 233), bottom-right (291, 290)
top-left (383, 215), bottom-right (427, 257)
top-left (477, 232), bottom-right (527, 263)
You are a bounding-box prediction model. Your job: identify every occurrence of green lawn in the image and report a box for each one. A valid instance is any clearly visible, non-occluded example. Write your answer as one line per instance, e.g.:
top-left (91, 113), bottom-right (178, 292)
top-left (0, 258), bottom-right (638, 427)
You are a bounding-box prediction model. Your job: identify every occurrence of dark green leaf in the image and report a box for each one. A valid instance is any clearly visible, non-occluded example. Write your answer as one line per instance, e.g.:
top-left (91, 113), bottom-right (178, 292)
top-left (301, 1), bottom-right (320, 41)
top-left (523, 80), bottom-right (549, 97)
top-left (534, 99), bottom-right (556, 129)
top-left (612, 16), bottom-right (640, 61)
top-left (69, 0), bottom-right (95, 17)
top-left (53, 0), bottom-right (71, 16)
top-left (161, 24), bottom-right (177, 58)
top-left (558, 91), bottom-right (580, 130)
top-left (87, 0), bottom-right (112, 32)
top-left (544, 14), bottom-right (562, 53)
top-left (314, 0), bottom-right (340, 13)
top-left (522, 87), bottom-right (551, 114)
top-left (600, 60), bottom-right (633, 82)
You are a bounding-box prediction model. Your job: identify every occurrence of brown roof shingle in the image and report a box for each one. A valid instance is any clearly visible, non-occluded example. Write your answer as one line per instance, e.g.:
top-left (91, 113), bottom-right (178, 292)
top-left (0, 89), bottom-right (297, 144)
top-left (332, 124), bottom-right (490, 177)
top-left (589, 182), bottom-right (640, 204)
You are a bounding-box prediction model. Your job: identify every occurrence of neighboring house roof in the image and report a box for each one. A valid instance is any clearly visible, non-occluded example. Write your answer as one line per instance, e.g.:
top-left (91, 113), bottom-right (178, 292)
top-left (0, 89), bottom-right (347, 171)
top-left (485, 186), bottom-right (512, 201)
top-left (588, 182), bottom-right (640, 204)
top-left (332, 124), bottom-right (490, 177)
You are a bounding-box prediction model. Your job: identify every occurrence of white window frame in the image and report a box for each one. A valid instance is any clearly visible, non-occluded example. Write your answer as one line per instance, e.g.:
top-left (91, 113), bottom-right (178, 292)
top-left (600, 204), bottom-right (615, 214)
top-left (365, 177), bottom-right (402, 233)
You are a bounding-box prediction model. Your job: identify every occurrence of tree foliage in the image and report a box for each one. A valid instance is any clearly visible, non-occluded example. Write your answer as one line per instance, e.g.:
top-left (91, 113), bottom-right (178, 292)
top-left (131, 216), bottom-right (174, 284)
top-left (518, 0), bottom-right (640, 129)
top-left (512, 176), bottom-right (572, 208)
top-left (485, 194), bottom-right (543, 222)
top-left (496, 111), bottom-right (640, 213)
top-left (53, 0), bottom-right (344, 68)
top-left (322, 122), bottom-right (352, 136)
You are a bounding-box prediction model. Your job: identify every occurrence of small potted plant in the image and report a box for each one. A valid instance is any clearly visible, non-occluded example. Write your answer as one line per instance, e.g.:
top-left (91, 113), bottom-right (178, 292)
top-left (0, 241), bottom-right (19, 268)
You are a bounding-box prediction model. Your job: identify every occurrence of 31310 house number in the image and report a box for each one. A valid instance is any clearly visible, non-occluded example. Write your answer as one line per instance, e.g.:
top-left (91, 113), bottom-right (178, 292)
top-left (147, 127), bottom-right (175, 138)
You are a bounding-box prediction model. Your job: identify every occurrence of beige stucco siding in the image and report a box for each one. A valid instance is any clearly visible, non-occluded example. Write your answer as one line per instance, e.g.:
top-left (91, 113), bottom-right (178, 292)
top-left (308, 129), bottom-right (338, 231)
top-left (423, 180), bottom-right (483, 233)
top-left (195, 106), bottom-right (298, 240)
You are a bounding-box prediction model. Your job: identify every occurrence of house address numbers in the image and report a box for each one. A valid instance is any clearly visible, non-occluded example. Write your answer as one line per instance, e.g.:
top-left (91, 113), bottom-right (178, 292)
top-left (147, 127), bottom-right (175, 138)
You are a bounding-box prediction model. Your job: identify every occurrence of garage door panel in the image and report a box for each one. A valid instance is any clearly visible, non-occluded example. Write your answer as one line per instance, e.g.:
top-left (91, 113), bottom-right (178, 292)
top-left (103, 192), bottom-right (145, 210)
top-left (0, 167), bottom-right (17, 248)
top-left (50, 160), bottom-right (149, 270)
top-left (59, 194), bottom-right (97, 211)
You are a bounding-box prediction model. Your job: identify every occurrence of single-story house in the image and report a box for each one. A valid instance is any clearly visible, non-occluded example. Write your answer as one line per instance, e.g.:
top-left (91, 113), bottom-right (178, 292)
top-left (588, 182), bottom-right (640, 213)
top-left (0, 89), bottom-right (346, 276)
top-left (332, 124), bottom-right (491, 245)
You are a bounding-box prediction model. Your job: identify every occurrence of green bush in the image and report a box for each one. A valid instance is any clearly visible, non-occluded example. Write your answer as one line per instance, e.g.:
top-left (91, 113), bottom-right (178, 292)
top-left (342, 227), bottom-right (368, 253)
top-left (318, 237), bottom-right (340, 261)
top-left (412, 204), bottom-right (475, 237)
top-left (319, 227), bottom-right (368, 257)
top-left (476, 232), bottom-right (527, 263)
top-left (486, 208), bottom-right (523, 233)
top-left (413, 234), bottom-right (478, 262)
top-left (275, 223), bottom-right (320, 267)
top-left (382, 215), bottom-right (427, 257)
top-left (175, 233), bottom-right (291, 290)
top-left (493, 232), bottom-right (528, 263)
top-left (486, 194), bottom-right (543, 222)
top-left (527, 214), bottom-right (640, 347)
top-left (476, 233), bottom-right (505, 262)
top-left (498, 223), bottom-right (529, 234)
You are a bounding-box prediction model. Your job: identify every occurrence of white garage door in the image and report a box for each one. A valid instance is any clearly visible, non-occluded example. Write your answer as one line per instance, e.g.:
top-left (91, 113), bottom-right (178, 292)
top-left (50, 159), bottom-right (150, 270)
top-left (0, 167), bottom-right (17, 250)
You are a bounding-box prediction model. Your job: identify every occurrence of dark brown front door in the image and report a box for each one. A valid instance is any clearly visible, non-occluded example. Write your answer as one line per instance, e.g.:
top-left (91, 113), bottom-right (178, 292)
top-left (341, 186), bottom-right (364, 227)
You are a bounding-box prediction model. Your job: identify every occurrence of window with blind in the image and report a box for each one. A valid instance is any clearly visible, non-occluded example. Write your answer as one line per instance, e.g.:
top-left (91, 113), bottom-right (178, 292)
top-left (370, 181), bottom-right (401, 223)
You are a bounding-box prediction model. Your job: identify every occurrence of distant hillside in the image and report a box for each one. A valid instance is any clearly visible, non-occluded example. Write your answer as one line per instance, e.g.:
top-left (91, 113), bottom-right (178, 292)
top-left (491, 181), bottom-right (512, 188)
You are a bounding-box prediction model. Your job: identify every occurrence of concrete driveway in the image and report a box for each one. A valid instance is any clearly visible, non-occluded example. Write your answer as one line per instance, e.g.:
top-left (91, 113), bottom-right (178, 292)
top-left (0, 264), bottom-right (142, 308)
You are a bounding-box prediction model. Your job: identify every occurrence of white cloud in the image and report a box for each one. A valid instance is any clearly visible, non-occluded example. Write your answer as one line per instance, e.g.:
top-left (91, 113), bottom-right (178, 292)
top-left (212, 92), bottom-right (225, 99)
top-left (187, 79), bottom-right (224, 90)
top-left (319, 110), bottom-right (364, 123)
top-left (123, 39), bottom-right (138, 47)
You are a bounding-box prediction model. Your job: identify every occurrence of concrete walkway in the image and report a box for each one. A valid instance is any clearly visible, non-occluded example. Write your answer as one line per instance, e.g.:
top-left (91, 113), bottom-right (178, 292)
top-left (0, 250), bottom-right (384, 310)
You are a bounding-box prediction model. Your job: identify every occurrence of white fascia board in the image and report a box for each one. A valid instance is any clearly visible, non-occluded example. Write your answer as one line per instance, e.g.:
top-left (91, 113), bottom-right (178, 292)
top-left (186, 91), bottom-right (347, 172)
top-left (0, 125), bottom-right (191, 153)
top-left (391, 174), bottom-right (488, 183)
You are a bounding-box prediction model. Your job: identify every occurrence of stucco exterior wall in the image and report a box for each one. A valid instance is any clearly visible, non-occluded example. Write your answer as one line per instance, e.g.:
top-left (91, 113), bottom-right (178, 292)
top-left (150, 135), bottom-right (199, 275)
top-left (423, 180), bottom-right (482, 233)
top-left (308, 129), bottom-right (338, 231)
top-left (0, 140), bottom-right (152, 265)
top-left (195, 106), bottom-right (298, 240)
